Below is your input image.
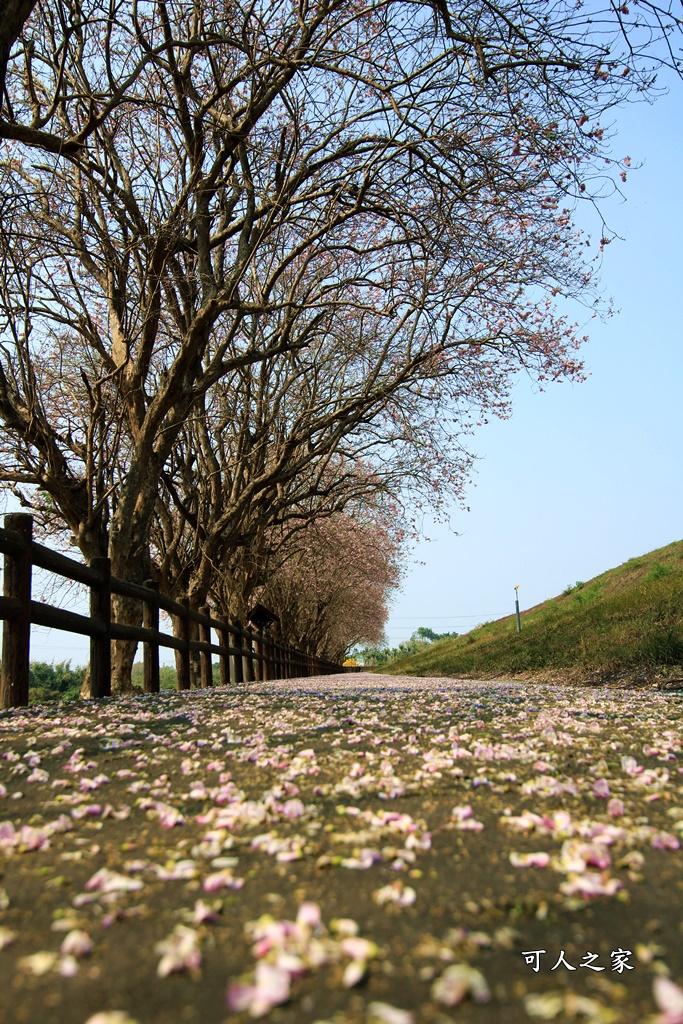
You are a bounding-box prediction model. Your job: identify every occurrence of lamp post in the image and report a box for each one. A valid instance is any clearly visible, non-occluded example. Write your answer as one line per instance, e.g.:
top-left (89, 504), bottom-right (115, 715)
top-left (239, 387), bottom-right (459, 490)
top-left (514, 585), bottom-right (521, 633)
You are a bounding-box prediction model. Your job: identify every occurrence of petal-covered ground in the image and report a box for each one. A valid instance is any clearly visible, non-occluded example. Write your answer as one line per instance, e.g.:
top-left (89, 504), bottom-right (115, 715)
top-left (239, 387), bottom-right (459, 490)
top-left (1, 674), bottom-right (682, 1024)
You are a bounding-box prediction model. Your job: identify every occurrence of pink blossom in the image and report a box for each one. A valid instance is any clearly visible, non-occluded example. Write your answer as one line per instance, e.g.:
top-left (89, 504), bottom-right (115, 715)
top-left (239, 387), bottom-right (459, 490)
top-left (651, 832), bottom-right (680, 851)
top-left (367, 1004), bottom-right (415, 1024)
top-left (15, 825), bottom-right (49, 851)
top-left (559, 872), bottom-right (622, 898)
top-left (101, 804), bottom-right (131, 821)
top-left (593, 778), bottom-right (610, 798)
top-left (340, 848), bottom-right (382, 869)
top-left (156, 925), bottom-right (201, 977)
top-left (154, 803), bottom-right (185, 828)
top-left (18, 951), bottom-right (59, 975)
top-left (202, 868), bottom-right (245, 892)
top-left (154, 859), bottom-right (197, 881)
top-left (0, 821), bottom-right (16, 847)
top-left (227, 963), bottom-right (290, 1017)
top-left (456, 817), bottom-right (484, 831)
top-left (84, 869), bottom-right (143, 894)
top-left (295, 902), bottom-right (321, 930)
top-left (58, 955), bottom-right (79, 977)
top-left (84, 1014), bottom-right (141, 1024)
top-left (621, 755), bottom-right (642, 776)
top-left (584, 844), bottom-right (611, 868)
top-left (60, 930), bottom-right (93, 957)
top-left (654, 976), bottom-right (683, 1024)
top-left (340, 936), bottom-right (379, 987)
top-left (343, 959), bottom-right (367, 987)
top-left (373, 882), bottom-right (417, 906)
top-left (281, 798), bottom-right (305, 819)
top-left (341, 937), bottom-right (378, 961)
top-left (405, 831), bottom-right (431, 851)
top-left (509, 851), bottom-right (550, 868)
top-left (431, 964), bottom-right (491, 1006)
top-left (250, 918), bottom-right (295, 958)
top-left (192, 899), bottom-right (222, 924)
top-left (501, 811), bottom-right (548, 833)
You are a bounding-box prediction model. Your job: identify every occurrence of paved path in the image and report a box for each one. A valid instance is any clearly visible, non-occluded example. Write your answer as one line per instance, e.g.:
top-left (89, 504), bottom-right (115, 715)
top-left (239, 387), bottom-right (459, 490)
top-left (0, 675), bottom-right (681, 1023)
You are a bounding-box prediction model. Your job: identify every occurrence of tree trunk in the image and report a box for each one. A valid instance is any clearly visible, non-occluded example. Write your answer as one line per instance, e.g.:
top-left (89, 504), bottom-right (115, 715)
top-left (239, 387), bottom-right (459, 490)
top-left (172, 603), bottom-right (202, 688)
top-left (111, 592), bottom-right (141, 694)
top-left (189, 616), bottom-right (201, 689)
top-left (107, 506), bottom-right (151, 692)
top-left (80, 662), bottom-right (91, 699)
top-left (111, 645), bottom-right (139, 694)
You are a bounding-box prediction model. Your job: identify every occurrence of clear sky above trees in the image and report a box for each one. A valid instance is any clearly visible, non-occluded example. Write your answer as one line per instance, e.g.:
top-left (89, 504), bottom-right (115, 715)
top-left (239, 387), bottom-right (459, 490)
top-left (383, 85), bottom-right (683, 647)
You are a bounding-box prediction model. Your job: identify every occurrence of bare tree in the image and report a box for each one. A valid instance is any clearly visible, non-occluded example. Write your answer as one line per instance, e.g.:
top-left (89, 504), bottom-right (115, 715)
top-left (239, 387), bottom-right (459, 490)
top-left (0, 0), bottom-right (681, 688)
top-left (0, 0), bottom-right (35, 101)
top-left (148, 302), bottom-right (474, 621)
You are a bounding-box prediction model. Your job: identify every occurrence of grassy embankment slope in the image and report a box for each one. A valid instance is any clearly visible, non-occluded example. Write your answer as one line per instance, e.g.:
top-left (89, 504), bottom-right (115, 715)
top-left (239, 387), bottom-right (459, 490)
top-left (382, 540), bottom-right (683, 685)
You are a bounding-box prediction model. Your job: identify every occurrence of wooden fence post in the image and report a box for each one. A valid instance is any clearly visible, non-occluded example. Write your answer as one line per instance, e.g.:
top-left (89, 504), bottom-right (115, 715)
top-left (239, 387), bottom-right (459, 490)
top-left (90, 556), bottom-right (111, 699)
top-left (143, 580), bottom-right (160, 693)
top-left (231, 620), bottom-right (244, 684)
top-left (0, 513), bottom-right (32, 708)
top-left (199, 604), bottom-right (212, 688)
top-left (243, 627), bottom-right (255, 683)
top-left (218, 615), bottom-right (230, 686)
top-left (177, 598), bottom-right (191, 690)
top-left (253, 629), bottom-right (263, 682)
top-left (260, 627), bottom-right (269, 681)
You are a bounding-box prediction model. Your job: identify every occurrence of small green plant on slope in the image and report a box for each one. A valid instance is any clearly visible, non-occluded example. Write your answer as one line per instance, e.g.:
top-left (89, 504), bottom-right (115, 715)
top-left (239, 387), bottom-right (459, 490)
top-left (646, 562), bottom-right (673, 582)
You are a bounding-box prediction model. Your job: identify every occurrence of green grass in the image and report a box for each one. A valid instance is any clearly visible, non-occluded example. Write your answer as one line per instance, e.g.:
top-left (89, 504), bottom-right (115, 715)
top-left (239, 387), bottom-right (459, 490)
top-left (382, 539), bottom-right (683, 683)
top-left (131, 661), bottom-right (181, 690)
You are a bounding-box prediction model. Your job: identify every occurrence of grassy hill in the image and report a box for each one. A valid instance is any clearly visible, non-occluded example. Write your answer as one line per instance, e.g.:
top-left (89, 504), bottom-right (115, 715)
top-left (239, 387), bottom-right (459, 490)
top-left (381, 540), bottom-right (683, 685)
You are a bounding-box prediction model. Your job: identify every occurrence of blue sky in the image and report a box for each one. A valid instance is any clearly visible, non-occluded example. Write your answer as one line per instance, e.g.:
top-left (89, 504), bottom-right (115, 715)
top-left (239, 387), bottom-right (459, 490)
top-left (8, 81), bottom-right (683, 667)
top-left (382, 86), bottom-right (683, 647)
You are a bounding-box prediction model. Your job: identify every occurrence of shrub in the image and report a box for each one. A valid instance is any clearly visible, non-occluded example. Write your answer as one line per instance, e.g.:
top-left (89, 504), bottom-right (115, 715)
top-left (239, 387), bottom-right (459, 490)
top-left (645, 562), bottom-right (673, 582)
top-left (572, 583), bottom-right (601, 606)
top-left (29, 661), bottom-right (85, 704)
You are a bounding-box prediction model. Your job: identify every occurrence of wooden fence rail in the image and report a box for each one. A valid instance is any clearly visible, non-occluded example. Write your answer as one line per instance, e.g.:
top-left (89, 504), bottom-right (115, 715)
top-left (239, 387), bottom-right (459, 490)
top-left (0, 514), bottom-right (348, 709)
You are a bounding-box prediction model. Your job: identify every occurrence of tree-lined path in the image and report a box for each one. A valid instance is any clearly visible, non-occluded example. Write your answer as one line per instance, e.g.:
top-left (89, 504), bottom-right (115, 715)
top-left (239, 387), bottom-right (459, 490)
top-left (2, 0), bottom-right (681, 692)
top-left (1, 675), bottom-right (682, 1023)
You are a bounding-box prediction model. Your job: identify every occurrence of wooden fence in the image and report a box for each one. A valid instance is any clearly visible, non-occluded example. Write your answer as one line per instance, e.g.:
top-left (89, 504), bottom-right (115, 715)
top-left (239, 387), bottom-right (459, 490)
top-left (0, 514), bottom-right (347, 709)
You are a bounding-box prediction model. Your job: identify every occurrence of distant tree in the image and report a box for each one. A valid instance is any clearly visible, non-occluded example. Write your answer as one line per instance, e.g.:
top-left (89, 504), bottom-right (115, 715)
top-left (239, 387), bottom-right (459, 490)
top-left (28, 660), bottom-right (86, 703)
top-left (248, 503), bottom-right (404, 664)
top-left (415, 627), bottom-right (457, 643)
top-left (359, 626), bottom-right (457, 666)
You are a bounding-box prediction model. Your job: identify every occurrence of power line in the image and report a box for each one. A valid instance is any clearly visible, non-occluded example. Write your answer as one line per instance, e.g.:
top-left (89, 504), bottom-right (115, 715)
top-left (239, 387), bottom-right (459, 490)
top-left (388, 614), bottom-right (505, 620)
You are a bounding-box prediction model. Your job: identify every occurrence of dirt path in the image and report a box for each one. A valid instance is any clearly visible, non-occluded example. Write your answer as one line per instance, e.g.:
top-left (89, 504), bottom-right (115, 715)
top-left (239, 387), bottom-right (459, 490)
top-left (1, 674), bottom-right (682, 1024)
